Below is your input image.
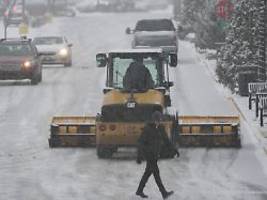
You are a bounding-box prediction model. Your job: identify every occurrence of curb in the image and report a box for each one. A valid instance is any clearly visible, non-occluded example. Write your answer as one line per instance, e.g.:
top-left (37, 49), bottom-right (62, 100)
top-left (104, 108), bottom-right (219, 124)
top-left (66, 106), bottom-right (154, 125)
top-left (229, 97), bottom-right (267, 154)
top-left (193, 44), bottom-right (267, 154)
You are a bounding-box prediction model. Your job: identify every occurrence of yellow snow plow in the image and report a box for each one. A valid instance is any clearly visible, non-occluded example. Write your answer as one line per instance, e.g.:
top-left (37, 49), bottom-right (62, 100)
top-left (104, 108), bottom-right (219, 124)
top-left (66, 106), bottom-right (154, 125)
top-left (49, 116), bottom-right (96, 147)
top-left (178, 116), bottom-right (240, 147)
top-left (49, 115), bottom-right (240, 148)
top-left (48, 49), bottom-right (241, 158)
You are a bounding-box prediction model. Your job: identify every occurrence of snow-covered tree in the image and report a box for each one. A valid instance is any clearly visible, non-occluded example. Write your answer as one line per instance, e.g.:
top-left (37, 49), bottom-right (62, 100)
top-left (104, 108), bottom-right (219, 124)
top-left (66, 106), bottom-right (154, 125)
top-left (180, 0), bottom-right (226, 49)
top-left (181, 0), bottom-right (207, 25)
top-left (216, 0), bottom-right (265, 91)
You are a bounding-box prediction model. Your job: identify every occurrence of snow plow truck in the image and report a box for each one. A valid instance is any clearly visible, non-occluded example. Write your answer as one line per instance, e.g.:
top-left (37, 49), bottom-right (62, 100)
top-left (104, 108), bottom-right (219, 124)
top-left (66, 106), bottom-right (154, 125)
top-left (48, 49), bottom-right (241, 158)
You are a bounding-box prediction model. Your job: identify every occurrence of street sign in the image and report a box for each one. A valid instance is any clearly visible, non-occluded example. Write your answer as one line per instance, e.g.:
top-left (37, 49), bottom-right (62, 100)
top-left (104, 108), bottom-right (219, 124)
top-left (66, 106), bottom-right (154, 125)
top-left (216, 0), bottom-right (234, 20)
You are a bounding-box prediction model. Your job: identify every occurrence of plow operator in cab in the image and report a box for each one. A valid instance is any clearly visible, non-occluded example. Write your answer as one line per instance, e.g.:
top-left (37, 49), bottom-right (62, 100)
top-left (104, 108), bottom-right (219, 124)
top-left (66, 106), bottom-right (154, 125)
top-left (123, 56), bottom-right (155, 91)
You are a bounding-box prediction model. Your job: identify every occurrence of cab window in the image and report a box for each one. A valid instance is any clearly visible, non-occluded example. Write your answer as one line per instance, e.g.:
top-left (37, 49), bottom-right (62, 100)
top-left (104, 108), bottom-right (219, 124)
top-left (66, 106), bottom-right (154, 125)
top-left (110, 54), bottom-right (163, 89)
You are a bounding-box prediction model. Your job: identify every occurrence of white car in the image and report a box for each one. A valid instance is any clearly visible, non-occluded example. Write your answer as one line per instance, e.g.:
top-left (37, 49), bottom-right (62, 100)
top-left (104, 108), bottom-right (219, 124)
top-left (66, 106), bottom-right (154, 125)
top-left (33, 36), bottom-right (73, 67)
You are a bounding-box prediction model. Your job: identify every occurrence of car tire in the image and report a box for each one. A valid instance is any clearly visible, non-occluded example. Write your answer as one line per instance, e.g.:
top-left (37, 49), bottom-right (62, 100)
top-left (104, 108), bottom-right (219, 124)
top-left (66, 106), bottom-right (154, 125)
top-left (97, 146), bottom-right (113, 158)
top-left (31, 72), bottom-right (42, 85)
top-left (64, 59), bottom-right (72, 67)
top-left (38, 71), bottom-right (42, 82)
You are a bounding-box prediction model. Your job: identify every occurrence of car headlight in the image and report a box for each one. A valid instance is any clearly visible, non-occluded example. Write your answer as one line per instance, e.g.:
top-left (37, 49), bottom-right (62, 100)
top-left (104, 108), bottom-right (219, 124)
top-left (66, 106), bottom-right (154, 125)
top-left (58, 48), bottom-right (68, 56)
top-left (23, 61), bottom-right (32, 68)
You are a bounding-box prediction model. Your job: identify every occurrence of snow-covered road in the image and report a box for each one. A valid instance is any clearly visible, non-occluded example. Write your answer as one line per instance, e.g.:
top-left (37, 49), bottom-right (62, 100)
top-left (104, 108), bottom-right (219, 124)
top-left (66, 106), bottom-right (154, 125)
top-left (0, 9), bottom-right (267, 200)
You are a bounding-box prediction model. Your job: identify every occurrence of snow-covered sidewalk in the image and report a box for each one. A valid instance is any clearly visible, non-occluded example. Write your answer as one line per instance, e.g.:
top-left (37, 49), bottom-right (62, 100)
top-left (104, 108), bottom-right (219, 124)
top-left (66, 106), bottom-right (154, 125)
top-left (190, 41), bottom-right (267, 154)
top-left (232, 95), bottom-right (267, 153)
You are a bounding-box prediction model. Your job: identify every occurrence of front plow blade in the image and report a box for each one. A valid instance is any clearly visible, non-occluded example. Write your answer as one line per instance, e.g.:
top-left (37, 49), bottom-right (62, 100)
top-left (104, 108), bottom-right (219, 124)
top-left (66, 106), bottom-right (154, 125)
top-left (178, 116), bottom-right (241, 147)
top-left (49, 116), bottom-right (96, 147)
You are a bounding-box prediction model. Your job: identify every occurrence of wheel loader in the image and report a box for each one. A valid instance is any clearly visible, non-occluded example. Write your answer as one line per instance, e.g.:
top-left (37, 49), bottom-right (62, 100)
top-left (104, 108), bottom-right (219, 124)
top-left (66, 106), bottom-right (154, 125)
top-left (49, 48), bottom-right (241, 158)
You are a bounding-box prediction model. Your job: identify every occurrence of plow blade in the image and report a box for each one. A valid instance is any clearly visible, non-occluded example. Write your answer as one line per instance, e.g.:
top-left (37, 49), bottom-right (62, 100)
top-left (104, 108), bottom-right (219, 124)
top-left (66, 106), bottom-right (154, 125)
top-left (49, 116), bottom-right (96, 147)
top-left (178, 116), bottom-right (241, 147)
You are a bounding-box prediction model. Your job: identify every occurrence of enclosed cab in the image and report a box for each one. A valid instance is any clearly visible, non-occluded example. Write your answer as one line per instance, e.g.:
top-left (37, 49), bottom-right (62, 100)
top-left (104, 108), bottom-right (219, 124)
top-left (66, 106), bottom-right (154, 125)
top-left (95, 49), bottom-right (177, 157)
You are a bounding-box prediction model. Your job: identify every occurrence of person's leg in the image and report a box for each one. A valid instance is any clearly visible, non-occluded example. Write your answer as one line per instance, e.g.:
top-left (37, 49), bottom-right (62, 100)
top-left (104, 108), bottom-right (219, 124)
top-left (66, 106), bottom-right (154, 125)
top-left (136, 161), bottom-right (153, 194)
top-left (151, 160), bottom-right (167, 195)
top-left (152, 160), bottom-right (174, 199)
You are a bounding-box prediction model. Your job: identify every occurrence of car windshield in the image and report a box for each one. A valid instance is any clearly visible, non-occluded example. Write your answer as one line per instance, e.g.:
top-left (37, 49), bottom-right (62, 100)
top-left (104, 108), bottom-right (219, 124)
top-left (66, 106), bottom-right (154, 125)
top-left (110, 53), bottom-right (163, 89)
top-left (0, 43), bottom-right (32, 56)
top-left (135, 19), bottom-right (175, 31)
top-left (33, 37), bottom-right (63, 45)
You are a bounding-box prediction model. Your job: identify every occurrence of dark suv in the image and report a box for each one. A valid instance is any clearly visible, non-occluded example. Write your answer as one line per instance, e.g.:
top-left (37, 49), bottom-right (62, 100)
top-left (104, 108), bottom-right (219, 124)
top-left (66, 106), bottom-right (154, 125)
top-left (126, 19), bottom-right (178, 60)
top-left (0, 38), bottom-right (42, 85)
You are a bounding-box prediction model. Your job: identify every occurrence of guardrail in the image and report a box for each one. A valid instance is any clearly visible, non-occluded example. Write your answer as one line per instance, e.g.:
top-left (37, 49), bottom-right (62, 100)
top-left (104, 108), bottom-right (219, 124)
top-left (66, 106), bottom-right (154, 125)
top-left (259, 96), bottom-right (267, 126)
top-left (247, 82), bottom-right (267, 126)
top-left (248, 82), bottom-right (267, 110)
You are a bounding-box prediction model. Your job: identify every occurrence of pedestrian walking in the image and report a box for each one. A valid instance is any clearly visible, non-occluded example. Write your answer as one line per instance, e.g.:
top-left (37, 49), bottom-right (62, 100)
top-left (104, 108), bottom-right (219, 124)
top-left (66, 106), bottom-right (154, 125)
top-left (136, 111), bottom-right (179, 199)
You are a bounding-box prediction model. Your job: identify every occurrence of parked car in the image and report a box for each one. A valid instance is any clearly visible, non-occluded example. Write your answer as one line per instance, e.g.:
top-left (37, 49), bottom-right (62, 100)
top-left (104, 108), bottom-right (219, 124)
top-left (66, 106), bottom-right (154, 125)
top-left (25, 0), bottom-right (49, 17)
top-left (126, 18), bottom-right (178, 61)
top-left (76, 0), bottom-right (136, 13)
top-left (50, 0), bottom-right (76, 17)
top-left (33, 36), bottom-right (73, 67)
top-left (53, 7), bottom-right (76, 17)
top-left (0, 37), bottom-right (42, 85)
top-left (76, 0), bottom-right (98, 13)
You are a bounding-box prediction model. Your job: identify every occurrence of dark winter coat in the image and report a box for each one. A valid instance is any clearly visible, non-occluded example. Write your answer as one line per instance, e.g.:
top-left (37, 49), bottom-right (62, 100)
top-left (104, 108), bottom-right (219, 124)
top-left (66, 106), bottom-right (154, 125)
top-left (123, 61), bottom-right (154, 91)
top-left (137, 123), bottom-right (173, 161)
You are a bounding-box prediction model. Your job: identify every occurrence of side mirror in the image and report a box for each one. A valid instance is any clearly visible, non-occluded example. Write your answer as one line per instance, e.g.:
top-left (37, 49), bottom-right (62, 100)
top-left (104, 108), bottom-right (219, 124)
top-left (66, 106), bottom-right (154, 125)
top-left (37, 52), bottom-right (43, 57)
top-left (103, 87), bottom-right (112, 94)
top-left (96, 53), bottom-right (107, 67)
top-left (68, 43), bottom-right (73, 47)
top-left (163, 81), bottom-right (174, 88)
top-left (125, 27), bottom-right (133, 34)
top-left (167, 81), bottom-right (174, 88)
top-left (169, 53), bottom-right (177, 67)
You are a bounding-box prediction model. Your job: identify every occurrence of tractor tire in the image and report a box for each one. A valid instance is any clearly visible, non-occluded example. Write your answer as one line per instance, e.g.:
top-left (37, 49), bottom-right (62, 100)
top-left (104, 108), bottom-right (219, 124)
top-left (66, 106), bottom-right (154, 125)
top-left (97, 146), bottom-right (113, 158)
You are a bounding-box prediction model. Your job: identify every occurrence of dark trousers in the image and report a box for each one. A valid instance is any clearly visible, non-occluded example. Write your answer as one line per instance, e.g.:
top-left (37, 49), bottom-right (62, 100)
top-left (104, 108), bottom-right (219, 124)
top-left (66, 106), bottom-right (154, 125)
top-left (137, 158), bottom-right (167, 195)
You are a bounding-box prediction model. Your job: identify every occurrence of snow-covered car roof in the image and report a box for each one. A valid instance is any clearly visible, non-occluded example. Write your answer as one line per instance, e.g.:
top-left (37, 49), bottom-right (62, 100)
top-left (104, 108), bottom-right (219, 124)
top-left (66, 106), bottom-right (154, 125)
top-left (0, 37), bottom-right (32, 44)
top-left (107, 48), bottom-right (163, 54)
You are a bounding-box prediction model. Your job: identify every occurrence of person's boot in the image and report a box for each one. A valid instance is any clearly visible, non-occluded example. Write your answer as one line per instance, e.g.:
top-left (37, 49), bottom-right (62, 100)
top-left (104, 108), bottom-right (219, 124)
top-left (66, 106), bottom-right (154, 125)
top-left (136, 191), bottom-right (148, 198)
top-left (162, 191), bottom-right (174, 199)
